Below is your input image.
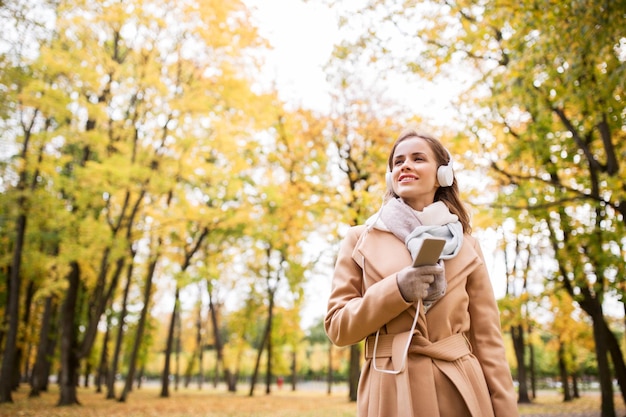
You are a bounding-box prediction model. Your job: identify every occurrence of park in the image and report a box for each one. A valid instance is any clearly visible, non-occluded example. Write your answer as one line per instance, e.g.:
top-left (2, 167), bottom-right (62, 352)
top-left (1, 0), bottom-right (624, 416)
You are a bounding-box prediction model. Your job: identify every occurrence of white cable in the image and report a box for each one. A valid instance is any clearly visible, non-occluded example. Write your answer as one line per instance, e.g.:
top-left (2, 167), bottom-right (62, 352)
top-left (372, 298), bottom-right (421, 375)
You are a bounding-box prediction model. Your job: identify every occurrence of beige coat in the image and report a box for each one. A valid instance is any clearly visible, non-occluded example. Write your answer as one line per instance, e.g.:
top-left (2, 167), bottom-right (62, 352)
top-left (325, 225), bottom-right (519, 417)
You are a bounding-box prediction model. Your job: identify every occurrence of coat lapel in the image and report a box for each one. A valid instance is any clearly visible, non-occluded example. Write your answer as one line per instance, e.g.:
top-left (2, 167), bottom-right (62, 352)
top-left (352, 228), bottom-right (411, 284)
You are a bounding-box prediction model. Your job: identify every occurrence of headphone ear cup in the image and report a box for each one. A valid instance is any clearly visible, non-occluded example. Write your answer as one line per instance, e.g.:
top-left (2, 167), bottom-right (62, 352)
top-left (437, 164), bottom-right (454, 187)
top-left (386, 171), bottom-right (393, 191)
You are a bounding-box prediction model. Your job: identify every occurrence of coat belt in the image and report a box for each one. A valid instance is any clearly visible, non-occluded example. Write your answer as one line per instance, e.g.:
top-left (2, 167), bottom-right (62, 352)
top-left (364, 332), bottom-right (486, 417)
top-left (365, 331), bottom-right (471, 361)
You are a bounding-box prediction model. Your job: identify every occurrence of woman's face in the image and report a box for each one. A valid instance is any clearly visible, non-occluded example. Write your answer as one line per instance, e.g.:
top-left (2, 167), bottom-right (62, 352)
top-left (390, 137), bottom-right (439, 211)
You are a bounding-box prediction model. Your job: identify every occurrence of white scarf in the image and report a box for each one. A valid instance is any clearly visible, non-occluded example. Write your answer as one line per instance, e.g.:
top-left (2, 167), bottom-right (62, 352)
top-left (365, 199), bottom-right (463, 260)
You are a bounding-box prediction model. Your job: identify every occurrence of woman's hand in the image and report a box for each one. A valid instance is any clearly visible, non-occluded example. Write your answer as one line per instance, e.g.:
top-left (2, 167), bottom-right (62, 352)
top-left (396, 262), bottom-right (446, 303)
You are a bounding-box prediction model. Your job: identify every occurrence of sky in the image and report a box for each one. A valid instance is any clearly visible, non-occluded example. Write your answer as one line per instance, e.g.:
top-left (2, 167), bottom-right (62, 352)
top-left (245, 0), bottom-right (340, 112)
top-left (246, 0), bottom-right (470, 126)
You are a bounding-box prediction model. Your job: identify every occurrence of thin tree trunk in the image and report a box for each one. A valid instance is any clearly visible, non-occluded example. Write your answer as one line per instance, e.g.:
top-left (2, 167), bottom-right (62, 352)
top-left (95, 308), bottom-right (111, 394)
top-left (29, 296), bottom-right (56, 397)
top-left (572, 372), bottom-right (580, 398)
top-left (160, 286), bottom-right (179, 398)
top-left (529, 326), bottom-right (536, 399)
top-left (558, 342), bottom-right (572, 401)
top-left (108, 263), bottom-right (134, 399)
top-left (135, 364), bottom-right (146, 389)
top-left (327, 344), bottom-right (333, 395)
top-left (207, 280), bottom-right (234, 392)
top-left (135, 366), bottom-right (145, 389)
top-left (16, 280), bottom-right (36, 387)
top-left (195, 298), bottom-right (203, 390)
top-left (348, 344), bottom-right (360, 402)
top-left (249, 299), bottom-right (273, 397)
top-left (83, 361), bottom-right (91, 388)
top-left (290, 349), bottom-right (297, 391)
top-left (512, 324), bottom-right (530, 403)
top-left (175, 308), bottom-right (181, 392)
top-left (41, 302), bottom-right (59, 393)
top-left (118, 249), bottom-right (158, 402)
top-left (264, 294), bottom-right (274, 395)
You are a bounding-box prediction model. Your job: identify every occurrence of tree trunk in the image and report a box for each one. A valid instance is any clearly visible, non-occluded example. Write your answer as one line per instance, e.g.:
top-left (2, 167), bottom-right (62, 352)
top-left (118, 251), bottom-right (157, 402)
top-left (29, 296), bottom-right (57, 397)
top-left (207, 280), bottom-right (235, 392)
top-left (0, 213), bottom-right (27, 403)
top-left (136, 365), bottom-right (145, 389)
top-left (0, 113), bottom-right (34, 402)
top-left (512, 324), bottom-right (530, 403)
top-left (41, 303), bottom-right (59, 393)
top-left (558, 342), bottom-right (572, 401)
top-left (264, 293), bottom-right (274, 395)
top-left (529, 326), bottom-right (536, 399)
top-left (327, 344), bottom-right (333, 395)
top-left (16, 280), bottom-right (36, 388)
top-left (572, 372), bottom-right (580, 398)
top-left (348, 344), bottom-right (360, 402)
top-left (196, 301), bottom-right (203, 390)
top-left (198, 347), bottom-right (204, 390)
top-left (58, 262), bottom-right (81, 406)
top-left (95, 308), bottom-right (111, 394)
top-left (159, 285), bottom-right (179, 398)
top-left (603, 317), bottom-right (626, 405)
top-left (290, 349), bottom-right (297, 391)
top-left (573, 288), bottom-right (617, 417)
top-left (175, 307), bottom-right (181, 392)
top-left (591, 313), bottom-right (616, 417)
top-left (58, 252), bottom-right (124, 406)
top-left (249, 297), bottom-right (273, 397)
top-left (107, 262), bottom-right (134, 399)
top-left (83, 361), bottom-right (91, 388)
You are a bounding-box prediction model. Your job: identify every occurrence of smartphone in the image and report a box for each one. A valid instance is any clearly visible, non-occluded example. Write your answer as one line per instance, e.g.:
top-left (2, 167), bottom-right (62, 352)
top-left (412, 237), bottom-right (446, 267)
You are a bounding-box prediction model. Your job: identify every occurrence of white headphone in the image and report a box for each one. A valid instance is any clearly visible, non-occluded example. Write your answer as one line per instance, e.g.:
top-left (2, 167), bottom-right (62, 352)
top-left (437, 149), bottom-right (455, 187)
top-left (386, 149), bottom-right (454, 191)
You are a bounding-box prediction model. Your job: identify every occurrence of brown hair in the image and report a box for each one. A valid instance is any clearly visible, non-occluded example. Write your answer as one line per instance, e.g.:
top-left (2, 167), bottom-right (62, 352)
top-left (385, 127), bottom-right (472, 234)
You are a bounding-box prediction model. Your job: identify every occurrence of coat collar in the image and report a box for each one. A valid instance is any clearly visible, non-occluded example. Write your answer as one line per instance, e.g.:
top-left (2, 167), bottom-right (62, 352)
top-left (351, 227), bottom-right (411, 283)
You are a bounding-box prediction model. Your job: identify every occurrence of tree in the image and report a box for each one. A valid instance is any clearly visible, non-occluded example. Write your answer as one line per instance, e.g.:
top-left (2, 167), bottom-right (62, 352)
top-left (0, 0), bottom-right (61, 401)
top-left (1, 0), bottom-right (282, 407)
top-left (246, 107), bottom-right (332, 396)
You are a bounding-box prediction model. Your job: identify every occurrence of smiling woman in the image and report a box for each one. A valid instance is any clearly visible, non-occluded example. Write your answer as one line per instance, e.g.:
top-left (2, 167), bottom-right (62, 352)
top-left (324, 127), bottom-right (519, 417)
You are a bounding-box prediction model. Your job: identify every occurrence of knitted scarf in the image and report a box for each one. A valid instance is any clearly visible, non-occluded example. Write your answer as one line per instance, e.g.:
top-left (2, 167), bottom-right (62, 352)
top-left (366, 199), bottom-right (464, 261)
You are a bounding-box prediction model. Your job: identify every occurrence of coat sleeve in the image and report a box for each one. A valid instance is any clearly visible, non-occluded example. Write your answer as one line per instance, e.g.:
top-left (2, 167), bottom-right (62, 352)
top-left (325, 227), bottom-right (412, 347)
top-left (466, 238), bottom-right (519, 417)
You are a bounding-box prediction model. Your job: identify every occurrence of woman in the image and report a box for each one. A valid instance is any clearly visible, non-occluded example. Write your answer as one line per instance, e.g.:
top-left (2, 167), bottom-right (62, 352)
top-left (325, 128), bottom-right (519, 417)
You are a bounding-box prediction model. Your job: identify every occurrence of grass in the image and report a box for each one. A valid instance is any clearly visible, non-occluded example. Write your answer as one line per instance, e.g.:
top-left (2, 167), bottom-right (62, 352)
top-left (517, 391), bottom-right (626, 417)
top-left (0, 384), bottom-right (356, 417)
top-left (1, 384), bottom-right (625, 416)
